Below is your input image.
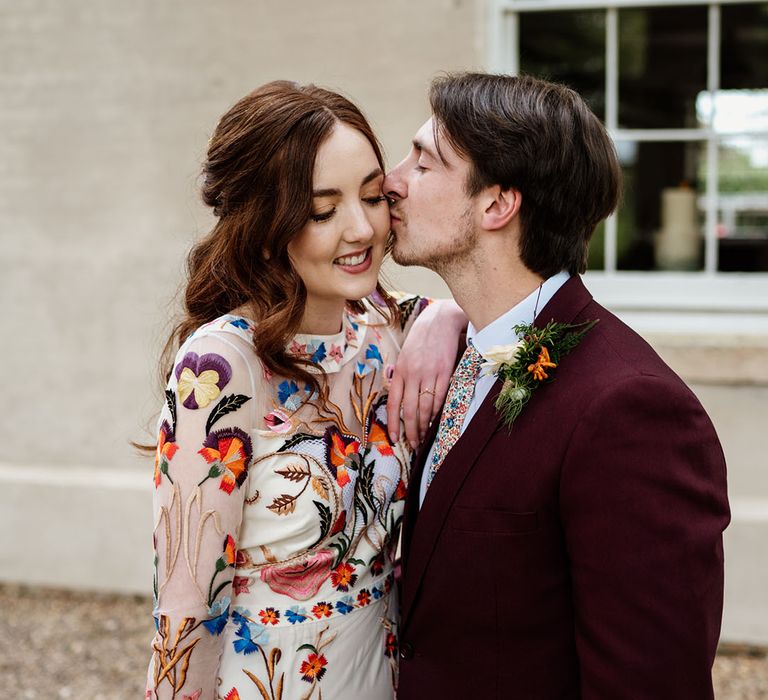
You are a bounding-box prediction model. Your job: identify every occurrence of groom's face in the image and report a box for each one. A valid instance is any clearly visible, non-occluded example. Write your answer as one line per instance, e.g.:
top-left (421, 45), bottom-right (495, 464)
top-left (384, 118), bottom-right (478, 271)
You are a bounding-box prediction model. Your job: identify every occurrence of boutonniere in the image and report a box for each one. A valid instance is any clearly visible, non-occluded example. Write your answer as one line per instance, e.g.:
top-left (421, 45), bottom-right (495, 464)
top-left (483, 319), bottom-right (598, 429)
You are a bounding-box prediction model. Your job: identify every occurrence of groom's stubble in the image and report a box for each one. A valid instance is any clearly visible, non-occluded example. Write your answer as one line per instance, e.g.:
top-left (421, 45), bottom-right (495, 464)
top-left (391, 204), bottom-right (477, 278)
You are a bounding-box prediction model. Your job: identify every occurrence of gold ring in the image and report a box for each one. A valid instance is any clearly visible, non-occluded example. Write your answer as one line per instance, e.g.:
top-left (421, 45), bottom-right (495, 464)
top-left (419, 388), bottom-right (436, 397)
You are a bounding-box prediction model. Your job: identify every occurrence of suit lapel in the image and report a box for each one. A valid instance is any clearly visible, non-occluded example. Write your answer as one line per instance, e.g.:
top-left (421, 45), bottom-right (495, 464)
top-left (400, 379), bottom-right (503, 626)
top-left (400, 275), bottom-right (594, 628)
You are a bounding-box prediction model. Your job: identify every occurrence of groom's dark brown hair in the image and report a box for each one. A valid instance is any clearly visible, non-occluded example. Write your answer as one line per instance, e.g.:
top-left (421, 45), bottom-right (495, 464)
top-left (429, 72), bottom-right (622, 278)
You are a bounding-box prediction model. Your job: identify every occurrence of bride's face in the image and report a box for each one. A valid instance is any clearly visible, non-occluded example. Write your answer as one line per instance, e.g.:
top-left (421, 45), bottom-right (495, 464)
top-left (288, 123), bottom-right (389, 312)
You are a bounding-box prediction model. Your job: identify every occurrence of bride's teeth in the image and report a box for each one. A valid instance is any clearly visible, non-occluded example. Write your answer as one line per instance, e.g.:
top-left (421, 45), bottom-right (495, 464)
top-left (335, 250), bottom-right (368, 266)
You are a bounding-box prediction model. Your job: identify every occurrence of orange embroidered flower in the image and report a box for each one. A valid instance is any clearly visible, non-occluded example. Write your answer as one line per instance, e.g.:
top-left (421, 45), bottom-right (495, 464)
top-left (356, 589), bottom-right (371, 607)
top-left (223, 690), bottom-right (240, 700)
top-left (330, 562), bottom-right (358, 591)
top-left (367, 421), bottom-right (394, 457)
top-left (258, 607), bottom-right (280, 625)
top-left (300, 653), bottom-right (328, 682)
top-left (215, 534), bottom-right (237, 572)
top-left (311, 602), bottom-right (333, 619)
top-left (198, 427), bottom-right (252, 494)
top-left (153, 420), bottom-right (178, 488)
top-left (327, 430), bottom-right (360, 487)
top-left (527, 345), bottom-right (557, 381)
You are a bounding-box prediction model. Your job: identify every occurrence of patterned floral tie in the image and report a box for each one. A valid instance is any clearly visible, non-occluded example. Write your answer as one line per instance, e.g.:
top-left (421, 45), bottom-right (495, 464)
top-left (426, 341), bottom-right (484, 489)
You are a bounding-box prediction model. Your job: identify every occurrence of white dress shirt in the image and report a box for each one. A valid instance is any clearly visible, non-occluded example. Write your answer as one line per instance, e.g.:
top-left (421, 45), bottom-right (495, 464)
top-left (418, 271), bottom-right (571, 507)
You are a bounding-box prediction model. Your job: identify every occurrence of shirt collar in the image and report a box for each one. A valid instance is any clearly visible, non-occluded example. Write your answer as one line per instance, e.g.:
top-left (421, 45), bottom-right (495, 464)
top-left (468, 271), bottom-right (571, 356)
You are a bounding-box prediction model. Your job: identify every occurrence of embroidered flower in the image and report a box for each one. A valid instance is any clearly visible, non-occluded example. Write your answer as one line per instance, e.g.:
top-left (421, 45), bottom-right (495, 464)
top-left (326, 428), bottom-right (360, 488)
top-left (309, 342), bottom-right (327, 363)
top-left (260, 549), bottom-right (333, 600)
top-left (202, 596), bottom-right (230, 635)
top-left (311, 602), bottom-right (333, 619)
top-left (232, 615), bottom-right (269, 655)
top-left (263, 408), bottom-right (292, 434)
top-left (198, 427), bottom-right (252, 494)
top-left (330, 562), bottom-right (358, 592)
top-left (300, 653), bottom-right (328, 683)
top-left (384, 632), bottom-right (398, 658)
top-left (232, 576), bottom-right (251, 595)
top-left (335, 596), bottom-right (354, 615)
top-left (356, 589), bottom-right (371, 607)
top-left (174, 351), bottom-right (232, 409)
top-left (369, 553), bottom-right (385, 576)
top-left (355, 344), bottom-right (383, 377)
top-left (277, 380), bottom-right (313, 411)
top-left (371, 585), bottom-right (383, 600)
top-left (285, 606), bottom-right (309, 624)
top-left (289, 340), bottom-right (308, 357)
top-left (228, 318), bottom-right (251, 331)
top-left (345, 321), bottom-right (359, 344)
top-left (183, 691), bottom-right (202, 700)
top-left (258, 607), bottom-right (280, 625)
top-left (153, 420), bottom-right (178, 488)
top-left (318, 343), bottom-right (340, 365)
top-left (214, 534), bottom-right (237, 573)
top-left (223, 690), bottom-right (240, 700)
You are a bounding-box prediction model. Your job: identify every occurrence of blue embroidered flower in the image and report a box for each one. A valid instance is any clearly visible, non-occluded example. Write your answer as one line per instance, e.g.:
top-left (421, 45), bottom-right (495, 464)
top-left (335, 597), bottom-right (355, 615)
top-left (202, 596), bottom-right (230, 635)
top-left (371, 586), bottom-right (383, 600)
top-left (233, 617), bottom-right (270, 655)
top-left (229, 318), bottom-right (251, 330)
top-left (285, 606), bottom-right (309, 624)
top-left (356, 344), bottom-right (384, 377)
top-left (310, 342), bottom-right (327, 363)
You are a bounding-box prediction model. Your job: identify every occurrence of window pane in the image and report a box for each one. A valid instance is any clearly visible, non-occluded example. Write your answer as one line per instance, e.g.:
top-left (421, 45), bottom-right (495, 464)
top-left (587, 221), bottom-right (605, 271)
top-left (618, 6), bottom-right (708, 129)
top-left (616, 141), bottom-right (706, 271)
top-left (519, 10), bottom-right (605, 120)
top-left (721, 3), bottom-right (768, 92)
top-left (716, 137), bottom-right (768, 272)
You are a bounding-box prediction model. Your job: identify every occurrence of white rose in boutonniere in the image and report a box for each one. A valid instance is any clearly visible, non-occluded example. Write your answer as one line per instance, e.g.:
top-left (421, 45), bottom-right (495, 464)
top-left (481, 342), bottom-right (525, 376)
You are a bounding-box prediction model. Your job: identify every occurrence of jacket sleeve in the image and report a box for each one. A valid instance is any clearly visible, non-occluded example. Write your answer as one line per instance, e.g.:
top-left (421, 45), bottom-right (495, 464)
top-left (147, 332), bottom-right (258, 700)
top-left (559, 373), bottom-right (730, 699)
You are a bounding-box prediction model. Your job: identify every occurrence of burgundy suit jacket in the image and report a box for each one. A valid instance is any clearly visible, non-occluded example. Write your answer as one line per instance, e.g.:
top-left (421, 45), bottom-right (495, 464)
top-left (397, 276), bottom-right (730, 699)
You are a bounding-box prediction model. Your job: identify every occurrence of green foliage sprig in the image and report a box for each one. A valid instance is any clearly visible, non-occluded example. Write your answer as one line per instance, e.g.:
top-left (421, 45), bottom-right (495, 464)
top-left (490, 319), bottom-right (598, 429)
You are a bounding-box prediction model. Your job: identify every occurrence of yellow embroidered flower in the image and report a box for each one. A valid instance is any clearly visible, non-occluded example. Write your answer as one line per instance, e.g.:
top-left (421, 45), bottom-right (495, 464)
top-left (173, 351), bottom-right (232, 409)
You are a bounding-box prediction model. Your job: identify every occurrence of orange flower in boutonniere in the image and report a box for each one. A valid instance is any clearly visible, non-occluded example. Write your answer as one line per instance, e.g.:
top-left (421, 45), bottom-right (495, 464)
top-left (528, 345), bottom-right (557, 381)
top-left (483, 319), bottom-right (598, 430)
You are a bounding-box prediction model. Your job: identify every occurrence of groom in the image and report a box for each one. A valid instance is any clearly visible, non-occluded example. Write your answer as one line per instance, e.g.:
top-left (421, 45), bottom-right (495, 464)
top-left (385, 73), bottom-right (730, 699)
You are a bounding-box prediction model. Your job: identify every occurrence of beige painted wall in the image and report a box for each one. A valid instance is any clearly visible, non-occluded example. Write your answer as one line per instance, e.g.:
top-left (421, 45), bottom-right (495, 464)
top-left (1, 0), bottom-right (478, 472)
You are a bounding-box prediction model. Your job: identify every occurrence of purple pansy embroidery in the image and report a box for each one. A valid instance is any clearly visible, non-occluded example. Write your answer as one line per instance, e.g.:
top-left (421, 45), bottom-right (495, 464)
top-left (174, 351), bottom-right (232, 409)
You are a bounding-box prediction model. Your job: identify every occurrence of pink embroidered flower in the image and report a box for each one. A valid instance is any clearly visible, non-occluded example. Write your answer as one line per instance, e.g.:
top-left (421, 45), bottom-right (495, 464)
top-left (232, 576), bottom-right (251, 595)
top-left (345, 326), bottom-right (357, 343)
top-left (183, 691), bottom-right (202, 700)
top-left (263, 409), bottom-right (292, 433)
top-left (289, 340), bottom-right (308, 357)
top-left (328, 343), bottom-right (344, 363)
top-left (260, 549), bottom-right (334, 600)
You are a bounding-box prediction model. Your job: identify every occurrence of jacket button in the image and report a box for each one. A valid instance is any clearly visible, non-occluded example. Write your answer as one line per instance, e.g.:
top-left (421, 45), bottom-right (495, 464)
top-left (400, 641), bottom-right (414, 660)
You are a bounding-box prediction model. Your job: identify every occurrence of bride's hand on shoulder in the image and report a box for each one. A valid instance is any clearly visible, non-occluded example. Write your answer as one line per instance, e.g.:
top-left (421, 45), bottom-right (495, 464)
top-left (386, 298), bottom-right (467, 449)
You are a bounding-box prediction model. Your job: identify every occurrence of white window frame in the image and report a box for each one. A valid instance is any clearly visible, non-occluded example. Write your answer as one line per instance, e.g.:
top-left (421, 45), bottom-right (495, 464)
top-left (486, 0), bottom-right (768, 318)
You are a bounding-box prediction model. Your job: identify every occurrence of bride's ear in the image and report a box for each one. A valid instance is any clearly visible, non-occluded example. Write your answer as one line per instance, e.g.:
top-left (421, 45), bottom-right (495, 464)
top-left (480, 186), bottom-right (522, 231)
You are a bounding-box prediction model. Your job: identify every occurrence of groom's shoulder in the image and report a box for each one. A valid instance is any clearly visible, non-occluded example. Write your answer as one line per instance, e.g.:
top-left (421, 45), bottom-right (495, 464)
top-left (572, 296), bottom-right (689, 397)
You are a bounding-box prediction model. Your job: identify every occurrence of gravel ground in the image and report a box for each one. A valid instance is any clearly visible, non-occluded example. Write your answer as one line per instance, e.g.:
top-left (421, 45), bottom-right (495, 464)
top-left (1, 583), bottom-right (766, 699)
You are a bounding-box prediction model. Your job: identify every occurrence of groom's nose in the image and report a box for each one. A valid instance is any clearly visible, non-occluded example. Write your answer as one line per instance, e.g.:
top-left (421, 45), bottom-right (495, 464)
top-left (383, 161), bottom-right (407, 202)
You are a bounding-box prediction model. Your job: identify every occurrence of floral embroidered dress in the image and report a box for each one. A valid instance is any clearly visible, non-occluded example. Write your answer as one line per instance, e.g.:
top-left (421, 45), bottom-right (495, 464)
top-left (147, 295), bottom-right (429, 700)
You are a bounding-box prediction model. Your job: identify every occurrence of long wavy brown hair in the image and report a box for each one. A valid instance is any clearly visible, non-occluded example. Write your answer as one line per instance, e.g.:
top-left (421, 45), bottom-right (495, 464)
top-left (157, 81), bottom-right (398, 419)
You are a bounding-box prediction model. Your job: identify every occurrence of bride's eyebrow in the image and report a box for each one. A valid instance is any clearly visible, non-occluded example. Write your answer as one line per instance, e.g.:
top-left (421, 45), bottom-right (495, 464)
top-left (312, 168), bottom-right (383, 198)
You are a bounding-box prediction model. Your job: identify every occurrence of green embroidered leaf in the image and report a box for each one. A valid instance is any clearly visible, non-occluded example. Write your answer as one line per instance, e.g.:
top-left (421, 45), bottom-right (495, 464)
top-left (206, 394), bottom-right (251, 434)
top-left (296, 643), bottom-right (318, 654)
top-left (165, 389), bottom-right (176, 429)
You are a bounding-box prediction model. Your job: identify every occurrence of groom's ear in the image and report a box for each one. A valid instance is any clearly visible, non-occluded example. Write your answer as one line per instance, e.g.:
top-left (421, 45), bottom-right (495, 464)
top-left (480, 185), bottom-right (522, 231)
